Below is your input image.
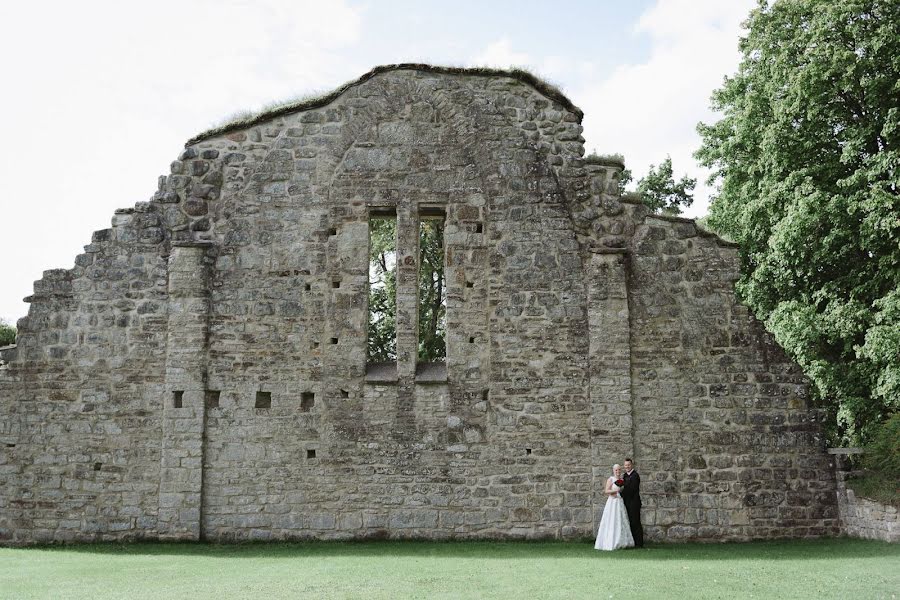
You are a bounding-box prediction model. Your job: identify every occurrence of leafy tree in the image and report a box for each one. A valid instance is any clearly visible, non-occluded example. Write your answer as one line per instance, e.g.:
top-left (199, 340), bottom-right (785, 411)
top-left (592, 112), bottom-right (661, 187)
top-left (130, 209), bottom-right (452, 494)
top-left (863, 413), bottom-right (900, 478)
top-left (0, 319), bottom-right (15, 346)
top-left (608, 154), bottom-right (695, 215)
top-left (367, 218), bottom-right (447, 364)
top-left (368, 219), bottom-right (397, 362)
top-left (417, 219), bottom-right (446, 362)
top-left (696, 0), bottom-right (900, 443)
top-left (617, 167), bottom-right (633, 196)
top-left (636, 156), bottom-right (696, 215)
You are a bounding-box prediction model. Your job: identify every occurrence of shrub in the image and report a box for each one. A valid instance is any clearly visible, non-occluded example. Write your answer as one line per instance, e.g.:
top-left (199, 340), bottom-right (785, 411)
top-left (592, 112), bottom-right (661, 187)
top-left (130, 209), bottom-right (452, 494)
top-left (863, 413), bottom-right (900, 478)
top-left (0, 320), bottom-right (16, 346)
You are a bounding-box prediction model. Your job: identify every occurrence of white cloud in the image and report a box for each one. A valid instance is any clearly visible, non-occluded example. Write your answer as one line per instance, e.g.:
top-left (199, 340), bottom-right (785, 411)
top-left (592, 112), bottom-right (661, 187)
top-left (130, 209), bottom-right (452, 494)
top-left (0, 1), bottom-right (754, 324)
top-left (574, 0), bottom-right (754, 217)
top-left (472, 37), bottom-right (531, 68)
top-left (0, 0), bottom-right (365, 324)
top-left (470, 39), bottom-right (593, 86)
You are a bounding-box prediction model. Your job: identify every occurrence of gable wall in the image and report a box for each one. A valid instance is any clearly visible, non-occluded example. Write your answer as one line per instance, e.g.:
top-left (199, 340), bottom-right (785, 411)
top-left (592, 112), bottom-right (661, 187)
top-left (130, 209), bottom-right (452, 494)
top-left (0, 67), bottom-right (838, 544)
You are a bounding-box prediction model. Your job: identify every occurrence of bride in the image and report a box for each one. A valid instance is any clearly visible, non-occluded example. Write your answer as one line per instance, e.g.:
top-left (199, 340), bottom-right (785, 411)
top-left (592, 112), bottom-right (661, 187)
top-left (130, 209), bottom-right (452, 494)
top-left (594, 464), bottom-right (635, 551)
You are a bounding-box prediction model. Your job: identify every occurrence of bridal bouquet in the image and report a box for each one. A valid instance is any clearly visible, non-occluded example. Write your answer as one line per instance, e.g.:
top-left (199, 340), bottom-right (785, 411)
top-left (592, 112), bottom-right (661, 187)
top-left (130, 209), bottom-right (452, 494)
top-left (614, 479), bottom-right (625, 487)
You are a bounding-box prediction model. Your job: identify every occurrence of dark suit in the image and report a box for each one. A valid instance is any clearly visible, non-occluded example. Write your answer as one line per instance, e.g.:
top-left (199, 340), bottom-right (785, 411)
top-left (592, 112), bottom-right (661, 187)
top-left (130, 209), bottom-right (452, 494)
top-left (621, 469), bottom-right (643, 547)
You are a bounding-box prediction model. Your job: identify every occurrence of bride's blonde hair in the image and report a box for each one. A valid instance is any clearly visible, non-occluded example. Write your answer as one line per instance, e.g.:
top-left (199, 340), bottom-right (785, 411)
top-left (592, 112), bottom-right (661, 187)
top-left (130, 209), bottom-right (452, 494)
top-left (612, 463), bottom-right (621, 474)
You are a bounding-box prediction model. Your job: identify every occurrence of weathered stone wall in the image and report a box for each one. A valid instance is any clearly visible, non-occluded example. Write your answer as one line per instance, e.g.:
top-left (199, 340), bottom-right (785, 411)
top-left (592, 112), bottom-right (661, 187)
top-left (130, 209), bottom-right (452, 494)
top-left (833, 456), bottom-right (899, 542)
top-left (0, 65), bottom-right (838, 544)
top-left (193, 69), bottom-right (594, 540)
top-left (629, 213), bottom-right (839, 540)
top-left (0, 208), bottom-right (168, 543)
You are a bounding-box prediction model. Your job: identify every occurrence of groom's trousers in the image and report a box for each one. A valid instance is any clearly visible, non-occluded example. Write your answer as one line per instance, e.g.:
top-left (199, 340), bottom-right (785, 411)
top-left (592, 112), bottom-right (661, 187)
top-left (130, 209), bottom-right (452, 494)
top-left (625, 502), bottom-right (643, 547)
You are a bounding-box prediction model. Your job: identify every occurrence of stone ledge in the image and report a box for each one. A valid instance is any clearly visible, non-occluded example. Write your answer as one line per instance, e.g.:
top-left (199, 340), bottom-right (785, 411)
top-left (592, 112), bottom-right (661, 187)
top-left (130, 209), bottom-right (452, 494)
top-left (365, 361), bottom-right (398, 384)
top-left (0, 344), bottom-right (17, 364)
top-left (415, 362), bottom-right (448, 384)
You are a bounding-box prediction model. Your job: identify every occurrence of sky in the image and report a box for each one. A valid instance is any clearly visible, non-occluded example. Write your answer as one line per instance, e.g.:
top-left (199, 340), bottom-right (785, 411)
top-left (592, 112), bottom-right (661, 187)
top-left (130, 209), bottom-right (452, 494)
top-left (0, 0), bottom-right (754, 325)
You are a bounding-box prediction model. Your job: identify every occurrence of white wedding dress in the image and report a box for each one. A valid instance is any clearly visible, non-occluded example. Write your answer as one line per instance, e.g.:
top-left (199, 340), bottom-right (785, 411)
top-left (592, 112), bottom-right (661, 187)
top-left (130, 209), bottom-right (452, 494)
top-left (594, 476), bottom-right (634, 551)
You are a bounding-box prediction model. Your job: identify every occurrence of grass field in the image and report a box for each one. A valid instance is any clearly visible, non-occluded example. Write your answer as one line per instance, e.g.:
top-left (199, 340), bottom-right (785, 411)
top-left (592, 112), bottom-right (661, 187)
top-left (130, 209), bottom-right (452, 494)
top-left (1, 538), bottom-right (897, 599)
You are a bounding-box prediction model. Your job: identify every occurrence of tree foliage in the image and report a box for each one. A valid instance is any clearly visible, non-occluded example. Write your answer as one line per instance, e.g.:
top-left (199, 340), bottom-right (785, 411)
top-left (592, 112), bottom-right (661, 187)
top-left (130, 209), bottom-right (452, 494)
top-left (368, 219), bottom-right (397, 362)
top-left (0, 319), bottom-right (15, 346)
top-left (617, 167), bottom-right (633, 196)
top-left (616, 157), bottom-right (695, 215)
top-left (636, 156), bottom-right (696, 215)
top-left (366, 218), bottom-right (447, 364)
top-left (863, 413), bottom-right (900, 478)
top-left (696, 0), bottom-right (900, 443)
top-left (417, 219), bottom-right (446, 362)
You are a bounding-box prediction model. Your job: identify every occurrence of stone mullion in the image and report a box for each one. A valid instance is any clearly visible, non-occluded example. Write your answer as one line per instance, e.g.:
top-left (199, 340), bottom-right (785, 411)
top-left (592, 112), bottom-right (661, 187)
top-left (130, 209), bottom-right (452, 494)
top-left (394, 204), bottom-right (419, 381)
top-left (159, 242), bottom-right (211, 540)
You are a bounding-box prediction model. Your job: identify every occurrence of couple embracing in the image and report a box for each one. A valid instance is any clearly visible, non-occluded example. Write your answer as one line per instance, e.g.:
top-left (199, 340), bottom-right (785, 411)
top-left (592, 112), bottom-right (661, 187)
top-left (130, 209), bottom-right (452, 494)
top-left (594, 457), bottom-right (644, 551)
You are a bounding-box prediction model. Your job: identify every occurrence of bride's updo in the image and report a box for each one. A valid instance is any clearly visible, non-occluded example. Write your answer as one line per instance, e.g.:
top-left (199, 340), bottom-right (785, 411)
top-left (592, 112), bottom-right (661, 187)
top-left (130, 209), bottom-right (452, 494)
top-left (612, 464), bottom-right (621, 474)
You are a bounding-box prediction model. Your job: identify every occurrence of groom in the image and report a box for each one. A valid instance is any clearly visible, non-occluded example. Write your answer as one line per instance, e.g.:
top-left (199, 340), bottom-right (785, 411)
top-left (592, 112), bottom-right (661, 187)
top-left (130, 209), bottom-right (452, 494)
top-left (621, 458), bottom-right (644, 548)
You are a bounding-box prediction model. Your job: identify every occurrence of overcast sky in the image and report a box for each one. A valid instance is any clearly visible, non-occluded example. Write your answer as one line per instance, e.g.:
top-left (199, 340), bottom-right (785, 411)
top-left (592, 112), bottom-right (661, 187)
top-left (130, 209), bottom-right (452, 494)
top-left (0, 0), bottom-right (754, 325)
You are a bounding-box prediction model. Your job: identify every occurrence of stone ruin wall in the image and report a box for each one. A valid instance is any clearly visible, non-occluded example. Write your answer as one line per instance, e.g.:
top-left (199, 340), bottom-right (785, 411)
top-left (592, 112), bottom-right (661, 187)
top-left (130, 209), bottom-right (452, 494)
top-left (0, 66), bottom-right (839, 544)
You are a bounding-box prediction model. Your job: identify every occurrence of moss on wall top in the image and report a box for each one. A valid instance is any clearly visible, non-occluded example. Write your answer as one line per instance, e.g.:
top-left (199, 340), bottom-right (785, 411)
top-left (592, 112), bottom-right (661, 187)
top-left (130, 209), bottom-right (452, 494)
top-left (187, 63), bottom-right (580, 146)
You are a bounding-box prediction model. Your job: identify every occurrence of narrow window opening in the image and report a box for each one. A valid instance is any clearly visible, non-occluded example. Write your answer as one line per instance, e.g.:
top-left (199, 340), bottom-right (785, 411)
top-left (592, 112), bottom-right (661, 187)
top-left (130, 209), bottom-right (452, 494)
top-left (340, 388), bottom-right (349, 398)
top-left (482, 389), bottom-right (489, 403)
top-left (328, 227), bottom-right (338, 236)
top-left (475, 222), bottom-right (483, 233)
top-left (307, 449), bottom-right (317, 459)
top-left (330, 337), bottom-right (339, 345)
top-left (93, 462), bottom-right (102, 471)
top-left (6, 443), bottom-right (16, 448)
top-left (368, 210), bottom-right (397, 365)
top-left (332, 280), bottom-right (341, 289)
top-left (465, 281), bottom-right (474, 288)
top-left (418, 210), bottom-right (446, 364)
top-left (305, 283), bottom-right (312, 291)
top-left (300, 392), bottom-right (315, 412)
top-left (525, 447), bottom-right (532, 456)
top-left (469, 337), bottom-right (476, 344)
top-left (255, 391), bottom-right (272, 409)
top-left (172, 390), bottom-right (184, 408)
top-left (205, 390), bottom-right (220, 409)
top-left (311, 341), bottom-right (320, 350)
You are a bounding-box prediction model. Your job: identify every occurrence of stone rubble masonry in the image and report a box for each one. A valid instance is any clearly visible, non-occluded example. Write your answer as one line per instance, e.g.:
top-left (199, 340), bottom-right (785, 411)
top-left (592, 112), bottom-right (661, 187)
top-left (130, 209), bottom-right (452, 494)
top-left (0, 65), bottom-right (840, 545)
top-left (833, 455), bottom-right (898, 543)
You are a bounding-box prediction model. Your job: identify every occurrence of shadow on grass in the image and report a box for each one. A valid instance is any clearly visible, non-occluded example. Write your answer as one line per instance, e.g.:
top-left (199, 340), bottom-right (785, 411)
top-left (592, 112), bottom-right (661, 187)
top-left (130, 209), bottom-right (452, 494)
top-left (15, 537), bottom-right (897, 561)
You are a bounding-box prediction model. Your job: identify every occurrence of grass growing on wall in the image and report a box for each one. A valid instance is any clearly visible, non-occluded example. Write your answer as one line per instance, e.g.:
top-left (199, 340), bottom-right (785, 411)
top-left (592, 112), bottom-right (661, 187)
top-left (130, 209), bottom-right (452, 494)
top-left (190, 63), bottom-right (575, 145)
top-left (847, 471), bottom-right (900, 506)
top-left (1, 539), bottom-right (897, 600)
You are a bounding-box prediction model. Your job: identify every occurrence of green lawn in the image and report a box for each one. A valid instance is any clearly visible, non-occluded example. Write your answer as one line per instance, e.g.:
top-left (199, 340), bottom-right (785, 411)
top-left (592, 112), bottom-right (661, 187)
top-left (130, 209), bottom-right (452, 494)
top-left (1, 538), bottom-right (897, 600)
